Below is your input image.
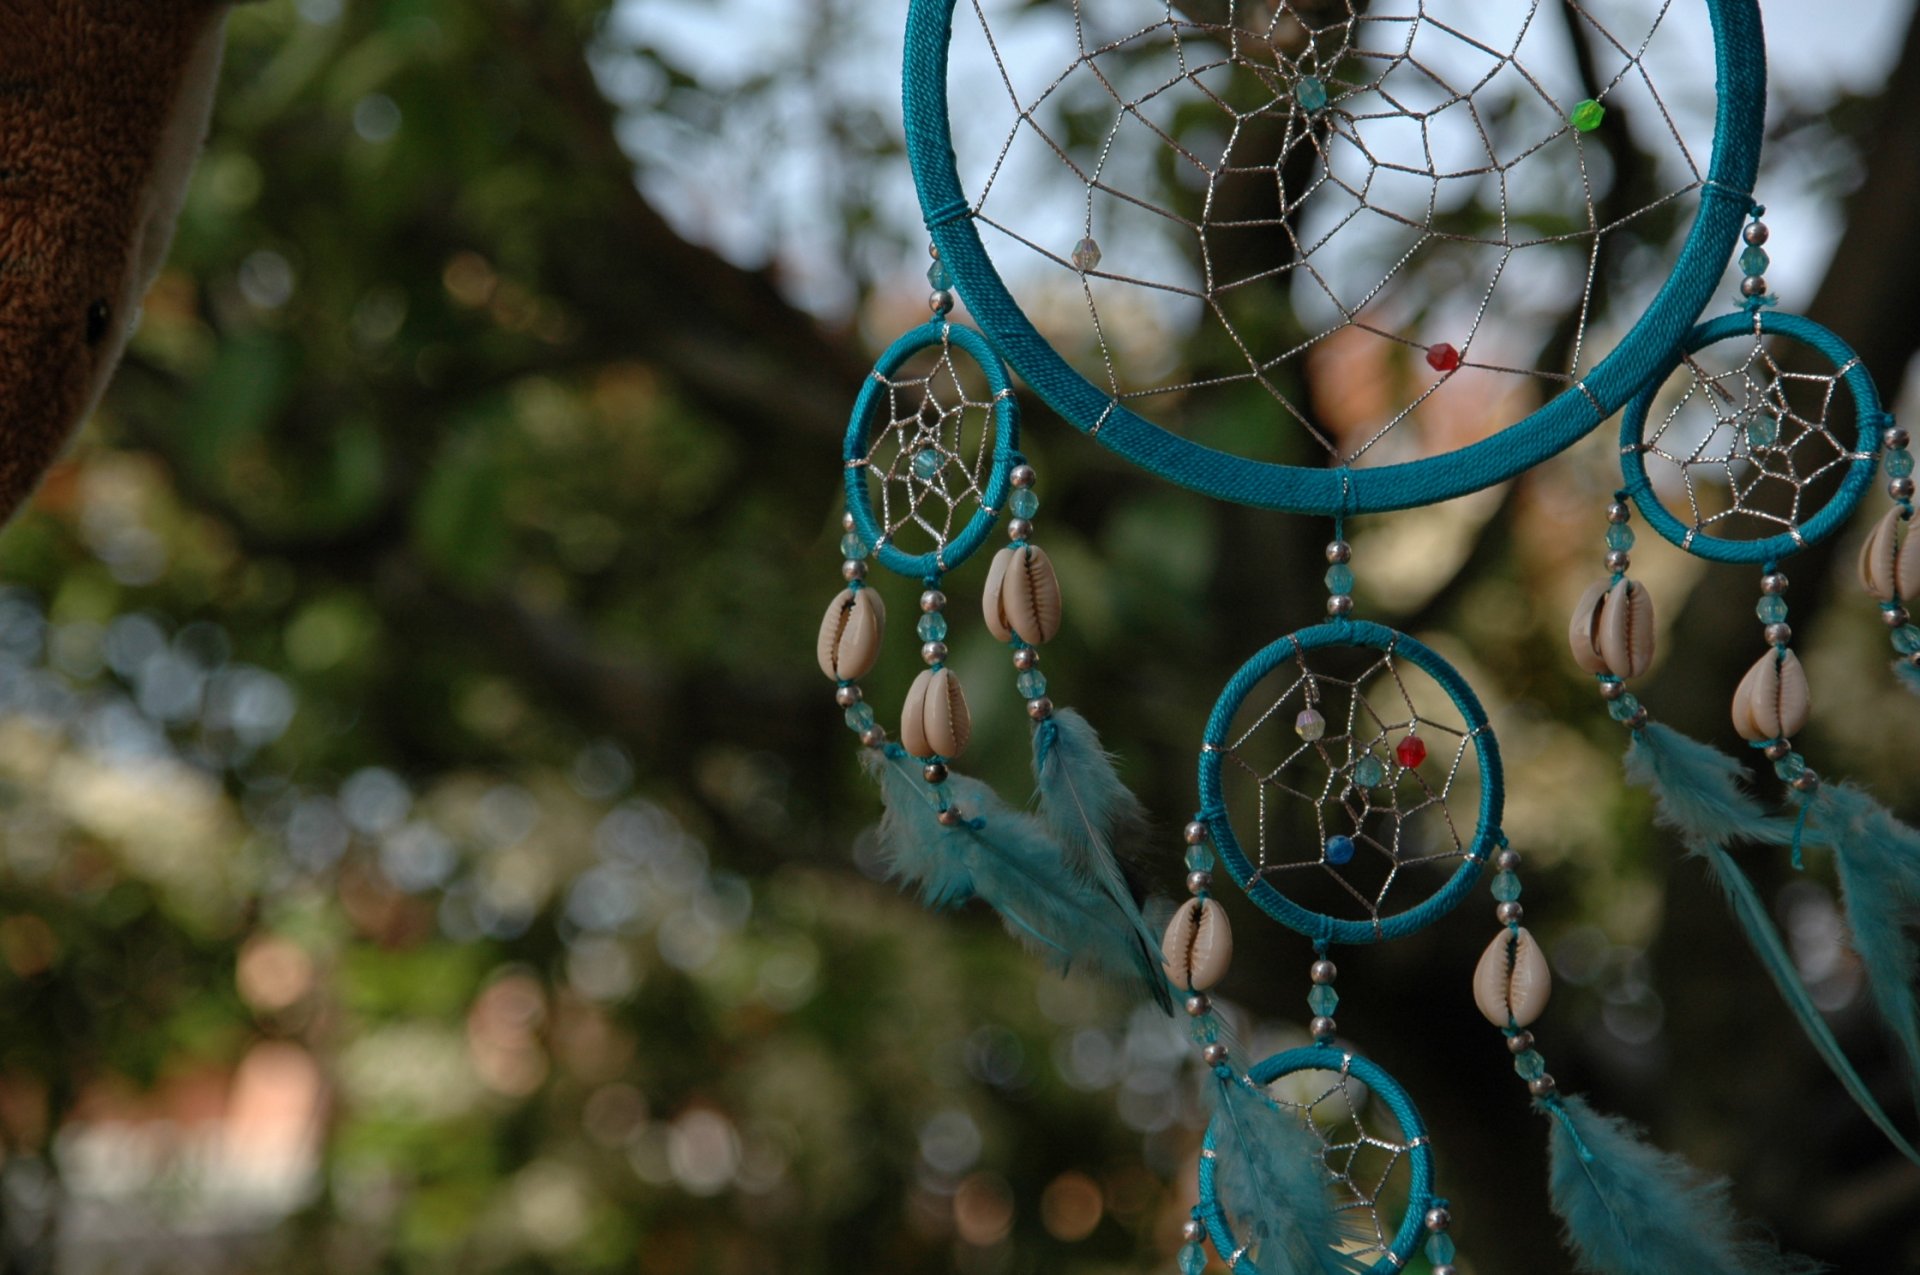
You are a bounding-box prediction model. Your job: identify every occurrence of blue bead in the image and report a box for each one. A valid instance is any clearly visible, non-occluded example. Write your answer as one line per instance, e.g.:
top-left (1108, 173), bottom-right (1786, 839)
top-left (1185, 844), bottom-right (1214, 872)
top-left (912, 448), bottom-right (943, 481)
top-left (1774, 752), bottom-right (1807, 779)
top-left (927, 260), bottom-right (952, 291)
top-left (1352, 756), bottom-right (1385, 788)
top-left (1756, 595), bottom-right (1788, 624)
top-left (1491, 870), bottom-right (1522, 902)
top-left (1747, 415), bottom-right (1779, 447)
top-left (1308, 984), bottom-right (1339, 1016)
top-left (1513, 1049), bottom-right (1546, 1080)
top-left (1425, 1233), bottom-right (1457, 1265)
top-left (1740, 245), bottom-right (1770, 277)
top-left (1892, 625), bottom-right (1920, 656)
top-left (1009, 488), bottom-right (1040, 519)
top-left (1178, 1242), bottom-right (1208, 1275)
top-left (1324, 563), bottom-right (1355, 595)
top-left (1325, 834), bottom-right (1356, 865)
top-left (1606, 692), bottom-right (1641, 722)
top-left (1016, 668), bottom-right (1048, 698)
top-left (1889, 450), bottom-right (1916, 478)
top-left (1605, 523), bottom-right (1636, 551)
top-left (839, 531), bottom-right (869, 559)
top-left (917, 612), bottom-right (949, 642)
top-left (844, 703), bottom-right (876, 732)
top-left (1294, 77), bottom-right (1328, 112)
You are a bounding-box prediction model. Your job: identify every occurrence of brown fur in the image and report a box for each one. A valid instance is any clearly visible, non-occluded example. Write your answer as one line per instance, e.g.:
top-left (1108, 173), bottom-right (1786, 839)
top-left (0, 0), bottom-right (228, 522)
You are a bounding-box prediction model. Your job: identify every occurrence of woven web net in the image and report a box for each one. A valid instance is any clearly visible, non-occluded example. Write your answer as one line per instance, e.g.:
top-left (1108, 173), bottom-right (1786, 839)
top-left (950, 0), bottom-right (1710, 463)
top-left (1253, 1059), bottom-right (1415, 1265)
top-left (1635, 319), bottom-right (1863, 547)
top-left (850, 328), bottom-right (1011, 562)
top-left (1217, 640), bottom-right (1481, 934)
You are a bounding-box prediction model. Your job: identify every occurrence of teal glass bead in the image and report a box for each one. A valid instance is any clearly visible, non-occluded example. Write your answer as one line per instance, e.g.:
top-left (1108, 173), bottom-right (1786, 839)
top-left (912, 448), bottom-right (943, 481)
top-left (1513, 1049), bottom-right (1546, 1080)
top-left (1756, 595), bottom-right (1788, 624)
top-left (1605, 523), bottom-right (1635, 551)
top-left (1194, 1014), bottom-right (1220, 1043)
top-left (844, 702), bottom-right (876, 732)
top-left (927, 259), bottom-right (952, 290)
top-left (918, 612), bottom-right (949, 642)
top-left (1324, 563), bottom-right (1355, 595)
top-left (1491, 870), bottom-right (1522, 903)
top-left (1185, 844), bottom-right (1214, 872)
top-left (1606, 692), bottom-right (1641, 722)
top-left (1308, 984), bottom-right (1339, 1016)
top-left (1294, 76), bottom-right (1328, 112)
top-left (1009, 487), bottom-right (1041, 519)
top-left (1893, 624), bottom-right (1920, 656)
top-left (1178, 1242), bottom-right (1208, 1275)
top-left (1747, 415), bottom-right (1779, 447)
top-left (1016, 668), bottom-right (1049, 698)
top-left (1774, 751), bottom-right (1807, 780)
top-left (1889, 449), bottom-right (1916, 478)
top-left (839, 531), bottom-right (869, 559)
top-left (1353, 755), bottom-right (1385, 788)
top-left (1740, 245), bottom-right (1770, 277)
top-left (1425, 1233), bottom-right (1457, 1265)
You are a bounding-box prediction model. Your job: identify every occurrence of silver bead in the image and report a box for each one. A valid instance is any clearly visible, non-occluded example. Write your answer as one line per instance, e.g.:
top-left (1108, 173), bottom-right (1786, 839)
top-left (1199, 1045), bottom-right (1229, 1069)
top-left (1885, 606), bottom-right (1912, 628)
top-left (1309, 1016), bottom-right (1337, 1040)
top-left (1424, 1207), bottom-right (1451, 1232)
top-left (1184, 820), bottom-right (1209, 845)
top-left (1310, 959), bottom-right (1338, 985)
top-left (1327, 593), bottom-right (1355, 618)
top-left (920, 589), bottom-right (946, 613)
top-left (842, 559), bottom-right (867, 581)
top-left (923, 762), bottom-right (949, 785)
top-left (1506, 1030), bottom-right (1534, 1055)
top-left (921, 641), bottom-right (948, 665)
top-left (1185, 994), bottom-right (1212, 1018)
top-left (1740, 275), bottom-right (1769, 298)
top-left (1325, 540), bottom-right (1352, 565)
top-left (1792, 771), bottom-right (1821, 793)
top-left (1604, 550), bottom-right (1631, 573)
top-left (1496, 902), bottom-right (1524, 925)
top-left (1012, 647), bottom-right (1039, 670)
top-left (1742, 221), bottom-right (1770, 245)
top-left (1599, 679), bottom-right (1626, 701)
top-left (1496, 849), bottom-right (1522, 872)
top-left (1007, 518), bottom-right (1032, 542)
top-left (1182, 1217), bottom-right (1207, 1243)
top-left (1010, 464), bottom-right (1037, 489)
top-left (1625, 706), bottom-right (1649, 730)
top-left (1892, 477), bottom-right (1917, 501)
top-left (1026, 696), bottom-right (1054, 721)
top-left (937, 806), bottom-right (964, 827)
top-left (1885, 426), bottom-right (1910, 451)
top-left (1607, 501), bottom-right (1632, 524)
top-left (929, 290), bottom-right (954, 316)
top-left (1528, 1074), bottom-right (1557, 1097)
top-left (1760, 572), bottom-right (1789, 595)
top-left (1764, 740), bottom-right (1792, 761)
top-left (841, 510), bottom-right (857, 531)
top-left (1763, 623), bottom-right (1792, 647)
top-left (860, 726), bottom-right (887, 748)
top-left (1433, 1267), bottom-right (1457, 1275)
top-left (1186, 871), bottom-right (1213, 895)
top-left (835, 685), bottom-right (863, 708)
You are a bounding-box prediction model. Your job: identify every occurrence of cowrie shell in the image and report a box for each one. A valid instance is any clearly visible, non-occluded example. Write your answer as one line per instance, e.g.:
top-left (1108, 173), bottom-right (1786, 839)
top-left (1597, 578), bottom-right (1656, 680)
top-left (1858, 507), bottom-right (1920, 602)
top-left (900, 666), bottom-right (971, 759)
top-left (1000, 544), bottom-right (1063, 645)
top-left (982, 547), bottom-right (1016, 642)
top-left (1161, 897), bottom-right (1232, 992)
top-left (1567, 580), bottom-right (1610, 674)
top-left (1744, 647), bottom-right (1810, 741)
top-left (817, 586), bottom-right (885, 682)
top-left (1730, 654), bottom-right (1766, 742)
top-left (1473, 926), bottom-right (1551, 1028)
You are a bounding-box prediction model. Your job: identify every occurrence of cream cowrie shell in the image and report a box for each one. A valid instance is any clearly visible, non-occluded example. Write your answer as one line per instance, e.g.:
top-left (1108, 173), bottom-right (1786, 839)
top-left (982, 547), bottom-right (1016, 643)
top-left (1597, 578), bottom-right (1655, 680)
top-left (817, 586), bottom-right (885, 682)
top-left (900, 666), bottom-right (971, 759)
top-left (1473, 926), bottom-right (1550, 1028)
top-left (1858, 507), bottom-right (1920, 602)
top-left (1161, 897), bottom-right (1232, 992)
top-left (1744, 648), bottom-right (1810, 741)
top-left (1731, 654), bottom-right (1767, 742)
top-left (1567, 580), bottom-right (1611, 674)
top-left (1000, 544), bottom-right (1063, 645)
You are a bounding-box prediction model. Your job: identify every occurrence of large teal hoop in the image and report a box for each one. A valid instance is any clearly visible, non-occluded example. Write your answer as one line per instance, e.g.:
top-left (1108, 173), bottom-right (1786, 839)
top-left (1197, 620), bottom-right (1501, 945)
top-left (1620, 310), bottom-right (1885, 564)
top-left (1198, 1047), bottom-right (1435, 1274)
top-left (902, 0), bottom-right (1768, 514)
top-left (843, 320), bottom-right (1020, 579)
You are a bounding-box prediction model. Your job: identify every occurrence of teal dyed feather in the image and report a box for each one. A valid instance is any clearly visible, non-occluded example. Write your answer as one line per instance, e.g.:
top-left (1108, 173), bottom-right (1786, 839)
top-left (1622, 723), bottom-right (1775, 848)
top-left (866, 747), bottom-right (975, 908)
top-left (1210, 1069), bottom-right (1367, 1275)
top-left (1033, 708), bottom-right (1173, 1011)
top-left (1896, 659), bottom-right (1920, 700)
top-left (1545, 1095), bottom-right (1821, 1275)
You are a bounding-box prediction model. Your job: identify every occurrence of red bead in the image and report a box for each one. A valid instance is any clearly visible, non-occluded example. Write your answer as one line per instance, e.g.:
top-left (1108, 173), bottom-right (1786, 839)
top-left (1396, 735), bottom-right (1428, 768)
top-left (1425, 343), bottom-right (1460, 373)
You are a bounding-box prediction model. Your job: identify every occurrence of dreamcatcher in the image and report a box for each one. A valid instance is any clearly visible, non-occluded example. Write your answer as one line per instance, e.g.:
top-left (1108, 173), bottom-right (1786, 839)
top-left (819, 2), bottom-right (1919, 1271)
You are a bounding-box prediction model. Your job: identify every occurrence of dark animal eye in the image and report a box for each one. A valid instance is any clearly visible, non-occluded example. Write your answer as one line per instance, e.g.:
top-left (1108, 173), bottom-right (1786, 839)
top-left (85, 300), bottom-right (111, 346)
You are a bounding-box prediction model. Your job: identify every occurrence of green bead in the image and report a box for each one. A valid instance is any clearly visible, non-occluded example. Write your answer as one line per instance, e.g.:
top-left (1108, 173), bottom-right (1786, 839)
top-left (912, 448), bottom-right (942, 481)
top-left (1016, 668), bottom-right (1048, 698)
top-left (1491, 870), bottom-right (1522, 903)
top-left (839, 531), bottom-right (869, 559)
top-left (927, 260), bottom-right (952, 290)
top-left (1353, 755), bottom-right (1385, 788)
top-left (917, 612), bottom-right (949, 642)
top-left (1425, 1233), bottom-right (1457, 1265)
top-left (1570, 98), bottom-right (1606, 132)
top-left (1324, 563), bottom-right (1355, 595)
top-left (1774, 751), bottom-right (1807, 779)
top-left (1185, 844), bottom-right (1214, 872)
top-left (1756, 595), bottom-right (1788, 624)
top-left (1308, 985), bottom-right (1339, 1016)
top-left (1606, 692), bottom-right (1641, 722)
top-left (1889, 450), bottom-right (1916, 478)
top-left (1740, 245), bottom-right (1770, 276)
top-left (1605, 523), bottom-right (1635, 551)
top-left (1891, 625), bottom-right (1920, 656)
top-left (1009, 487), bottom-right (1040, 519)
top-left (1513, 1049), bottom-right (1546, 1080)
top-left (1294, 77), bottom-right (1328, 112)
top-left (845, 702), bottom-right (876, 732)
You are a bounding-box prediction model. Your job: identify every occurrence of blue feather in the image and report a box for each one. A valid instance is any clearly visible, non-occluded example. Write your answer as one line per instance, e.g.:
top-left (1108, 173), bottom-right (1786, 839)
top-left (1544, 1095), bottom-right (1821, 1275)
top-left (865, 746), bottom-right (975, 908)
top-left (1209, 1068), bottom-right (1367, 1275)
top-left (1033, 708), bottom-right (1174, 1011)
top-left (1895, 659), bottom-right (1920, 700)
top-left (1622, 723), bottom-right (1777, 849)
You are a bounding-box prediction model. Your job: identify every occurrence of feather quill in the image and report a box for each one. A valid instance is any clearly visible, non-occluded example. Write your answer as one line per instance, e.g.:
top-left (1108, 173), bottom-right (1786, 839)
top-left (1033, 708), bottom-right (1173, 1011)
top-left (1208, 1068), bottom-right (1367, 1275)
top-left (1544, 1095), bottom-right (1821, 1275)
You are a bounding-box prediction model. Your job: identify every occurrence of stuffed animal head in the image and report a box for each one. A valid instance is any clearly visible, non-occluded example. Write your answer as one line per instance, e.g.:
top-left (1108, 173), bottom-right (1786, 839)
top-left (0, 0), bottom-right (232, 522)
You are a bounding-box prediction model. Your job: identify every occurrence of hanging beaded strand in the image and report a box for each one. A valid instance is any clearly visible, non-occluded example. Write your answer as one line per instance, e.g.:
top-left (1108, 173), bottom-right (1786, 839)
top-left (982, 461), bottom-right (1063, 719)
top-left (821, 512), bottom-right (888, 749)
top-left (1570, 498), bottom-right (1656, 731)
top-left (1858, 420), bottom-right (1920, 679)
top-left (1732, 567), bottom-right (1819, 797)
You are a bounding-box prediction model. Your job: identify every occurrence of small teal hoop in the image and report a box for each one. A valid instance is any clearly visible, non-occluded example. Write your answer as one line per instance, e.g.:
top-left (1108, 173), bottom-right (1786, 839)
top-left (902, 0), bottom-right (1767, 514)
top-left (1198, 1046), bottom-right (1435, 1274)
top-left (1620, 310), bottom-right (1884, 563)
top-left (843, 321), bottom-right (1020, 579)
top-left (1198, 620), bottom-right (1501, 945)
